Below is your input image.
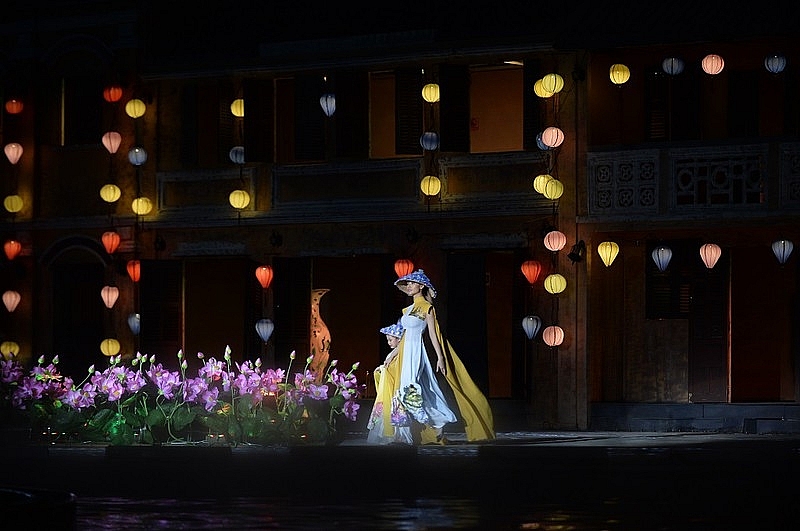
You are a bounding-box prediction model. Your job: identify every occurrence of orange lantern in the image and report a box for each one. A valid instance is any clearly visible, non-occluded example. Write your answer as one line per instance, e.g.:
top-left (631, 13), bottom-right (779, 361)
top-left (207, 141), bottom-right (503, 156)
top-left (255, 265), bottom-right (274, 289)
top-left (520, 260), bottom-right (542, 285)
top-left (5, 99), bottom-right (23, 115)
top-left (394, 259), bottom-right (414, 278)
top-left (542, 325), bottom-right (565, 347)
top-left (101, 286), bottom-right (120, 309)
top-left (4, 240), bottom-right (21, 260)
top-left (103, 85), bottom-right (123, 103)
top-left (3, 290), bottom-right (21, 312)
top-left (101, 231), bottom-right (121, 254)
top-left (127, 260), bottom-right (141, 282)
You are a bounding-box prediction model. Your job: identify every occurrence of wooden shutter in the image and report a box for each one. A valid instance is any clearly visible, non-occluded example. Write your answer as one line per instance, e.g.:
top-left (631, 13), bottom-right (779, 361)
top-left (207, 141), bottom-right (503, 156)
top-left (439, 64), bottom-right (470, 153)
top-left (294, 75), bottom-right (325, 161)
top-left (334, 71), bottom-right (369, 159)
top-left (395, 68), bottom-right (423, 155)
top-left (243, 78), bottom-right (274, 163)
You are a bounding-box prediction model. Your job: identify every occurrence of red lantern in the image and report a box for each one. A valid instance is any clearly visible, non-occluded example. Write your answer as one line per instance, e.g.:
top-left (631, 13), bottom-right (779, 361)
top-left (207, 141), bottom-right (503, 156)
top-left (255, 265), bottom-right (273, 289)
top-left (127, 260), bottom-right (141, 282)
top-left (103, 85), bottom-right (123, 103)
top-left (4, 99), bottom-right (23, 115)
top-left (520, 260), bottom-right (542, 285)
top-left (4, 240), bottom-right (22, 260)
top-left (394, 259), bottom-right (414, 278)
top-left (101, 231), bottom-right (121, 254)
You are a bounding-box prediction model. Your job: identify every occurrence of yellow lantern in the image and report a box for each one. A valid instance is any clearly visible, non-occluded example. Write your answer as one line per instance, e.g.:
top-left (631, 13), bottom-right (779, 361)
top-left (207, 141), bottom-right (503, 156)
top-left (1, 341), bottom-right (20, 359)
top-left (597, 241), bottom-right (620, 267)
top-left (100, 338), bottom-right (121, 357)
top-left (125, 98), bottom-right (146, 118)
top-left (543, 273), bottom-right (567, 295)
top-left (541, 73), bottom-right (564, 94)
top-left (230, 98), bottom-right (244, 118)
top-left (100, 184), bottom-right (122, 203)
top-left (421, 83), bottom-right (440, 103)
top-left (543, 178), bottom-right (564, 200)
top-left (229, 189), bottom-right (251, 209)
top-left (131, 196), bottom-right (153, 215)
top-left (420, 175), bottom-right (441, 196)
top-left (533, 79), bottom-right (553, 98)
top-left (609, 64), bottom-right (631, 85)
top-left (533, 174), bottom-right (553, 194)
top-left (4, 195), bottom-right (23, 213)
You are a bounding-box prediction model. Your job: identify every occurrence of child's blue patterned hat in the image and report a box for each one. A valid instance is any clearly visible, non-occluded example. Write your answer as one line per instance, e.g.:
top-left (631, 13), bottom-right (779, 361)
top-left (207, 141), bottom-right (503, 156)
top-left (379, 321), bottom-right (404, 338)
top-left (395, 269), bottom-right (437, 298)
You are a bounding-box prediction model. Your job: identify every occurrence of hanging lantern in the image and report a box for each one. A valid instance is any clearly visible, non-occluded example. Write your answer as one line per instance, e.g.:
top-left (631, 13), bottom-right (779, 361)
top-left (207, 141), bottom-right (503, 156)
top-left (394, 259), bottom-right (414, 278)
top-left (128, 313), bottom-right (141, 335)
top-left (255, 265), bottom-right (274, 289)
top-left (597, 241), bottom-right (620, 267)
top-left (102, 132), bottom-right (122, 154)
top-left (542, 178), bottom-right (564, 201)
top-left (651, 246), bottom-right (672, 272)
top-left (543, 230), bottom-right (567, 252)
top-left (540, 127), bottom-right (564, 148)
top-left (4, 240), bottom-right (22, 260)
top-left (100, 184), bottom-right (122, 203)
top-left (520, 260), bottom-right (542, 285)
top-left (421, 83), bottom-right (440, 103)
top-left (764, 54), bottom-right (787, 74)
top-left (541, 73), bottom-right (564, 94)
top-left (101, 231), bottom-right (121, 254)
top-left (103, 85), bottom-right (123, 103)
top-left (127, 259), bottom-right (141, 282)
top-left (609, 64), bottom-right (631, 85)
top-left (662, 57), bottom-right (685, 76)
top-left (420, 132), bottom-right (440, 151)
top-left (0, 341), bottom-right (20, 359)
top-left (699, 243), bottom-right (721, 269)
top-left (230, 98), bottom-right (244, 118)
top-left (542, 325), bottom-right (565, 347)
top-left (131, 197), bottom-right (153, 215)
top-left (535, 133), bottom-right (551, 151)
top-left (533, 174), bottom-right (553, 194)
top-left (4, 195), bottom-right (23, 213)
top-left (543, 273), bottom-right (567, 295)
top-left (229, 189), bottom-right (250, 209)
top-left (4, 143), bottom-right (23, 165)
top-left (101, 286), bottom-right (120, 309)
top-left (522, 315), bottom-right (542, 340)
top-left (128, 146), bottom-right (147, 166)
top-left (420, 175), bottom-right (441, 196)
top-left (3, 290), bottom-right (21, 312)
top-left (533, 79), bottom-right (553, 99)
top-left (319, 93), bottom-right (336, 117)
top-left (229, 146), bottom-right (245, 165)
top-left (4, 99), bottom-right (23, 114)
top-left (125, 98), bottom-right (146, 118)
top-left (701, 54), bottom-right (725, 75)
top-left (100, 338), bottom-right (121, 357)
top-left (772, 239), bottom-right (794, 265)
top-left (255, 318), bottom-right (275, 343)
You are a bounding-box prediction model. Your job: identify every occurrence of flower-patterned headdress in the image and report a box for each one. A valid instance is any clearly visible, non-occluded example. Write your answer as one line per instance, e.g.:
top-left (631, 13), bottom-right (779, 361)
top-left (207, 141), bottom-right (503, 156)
top-left (395, 269), bottom-right (437, 298)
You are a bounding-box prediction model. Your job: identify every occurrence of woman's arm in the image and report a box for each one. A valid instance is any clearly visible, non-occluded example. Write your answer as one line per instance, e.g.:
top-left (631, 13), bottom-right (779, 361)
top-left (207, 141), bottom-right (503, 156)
top-left (425, 309), bottom-right (446, 374)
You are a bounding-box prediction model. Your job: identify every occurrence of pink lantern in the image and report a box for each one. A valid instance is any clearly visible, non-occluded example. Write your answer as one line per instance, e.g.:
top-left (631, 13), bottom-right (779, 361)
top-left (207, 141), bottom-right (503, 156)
top-left (699, 243), bottom-right (722, 269)
top-left (101, 286), bottom-right (120, 309)
top-left (542, 325), bottom-right (565, 347)
top-left (540, 127), bottom-right (564, 148)
top-left (102, 132), bottom-right (122, 154)
top-left (701, 54), bottom-right (725, 75)
top-left (4, 143), bottom-right (23, 165)
top-left (3, 290), bottom-right (21, 312)
top-left (544, 230), bottom-right (567, 252)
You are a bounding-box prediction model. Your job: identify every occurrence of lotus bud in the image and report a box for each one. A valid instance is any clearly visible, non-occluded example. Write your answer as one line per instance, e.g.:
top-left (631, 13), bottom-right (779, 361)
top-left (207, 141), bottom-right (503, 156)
top-left (352, 362), bottom-right (360, 370)
top-left (87, 365), bottom-right (95, 374)
top-left (330, 359), bottom-right (338, 367)
top-left (149, 355), bottom-right (156, 364)
top-left (224, 345), bottom-right (231, 361)
top-left (38, 355), bottom-right (45, 364)
top-left (306, 355), bottom-right (314, 365)
top-left (177, 350), bottom-right (183, 360)
top-left (255, 358), bottom-right (262, 368)
top-left (290, 351), bottom-right (296, 360)
top-left (197, 352), bottom-right (204, 359)
top-left (181, 360), bottom-right (188, 370)
top-left (53, 355), bottom-right (60, 365)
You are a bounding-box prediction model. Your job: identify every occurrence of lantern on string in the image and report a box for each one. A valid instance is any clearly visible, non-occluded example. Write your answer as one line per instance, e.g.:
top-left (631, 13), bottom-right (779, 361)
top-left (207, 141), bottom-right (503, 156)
top-left (128, 313), bottom-right (141, 335)
top-left (127, 260), bottom-right (141, 282)
top-left (4, 195), bottom-right (23, 213)
top-left (699, 243), bottom-right (721, 269)
top-left (522, 315), bottom-right (542, 340)
top-left (131, 197), bottom-right (153, 215)
top-left (128, 146), bottom-right (147, 166)
top-left (319, 93), bottom-right (336, 117)
top-left (543, 273), bottom-right (567, 295)
top-left (230, 98), bottom-right (244, 118)
top-left (597, 241), bottom-right (620, 267)
top-left (3, 290), bottom-right (21, 312)
top-left (772, 239), bottom-right (794, 265)
top-left (255, 265), bottom-right (274, 289)
top-left (4, 99), bottom-right (23, 114)
top-left (420, 132), bottom-right (440, 151)
top-left (102, 132), bottom-right (122, 154)
top-left (542, 325), bottom-right (565, 347)
top-left (394, 259), bottom-right (414, 278)
top-left (543, 178), bottom-right (564, 200)
top-left (651, 246), bottom-right (672, 272)
top-left (609, 64), bottom-right (631, 85)
top-left (421, 83), bottom-right (440, 103)
top-left (533, 79), bottom-right (553, 99)
top-left (533, 174), bottom-right (553, 194)
top-left (101, 231), bottom-right (121, 254)
top-left (540, 126), bottom-right (564, 148)
top-left (4, 143), bottom-right (23, 165)
top-left (100, 184), bottom-right (122, 203)
top-left (125, 98), bottom-right (146, 118)
top-left (100, 338), bottom-right (121, 357)
top-left (4, 240), bottom-right (22, 260)
top-left (535, 133), bottom-right (551, 151)
top-left (701, 54), bottom-right (725, 75)
top-left (520, 260), bottom-right (542, 285)
top-left (0, 341), bottom-right (20, 359)
top-left (255, 318), bottom-right (275, 343)
top-left (662, 57), bottom-right (685, 75)
top-left (420, 175), bottom-right (441, 196)
top-left (229, 146), bottom-right (245, 165)
top-left (541, 73), bottom-right (564, 95)
top-left (764, 54), bottom-right (787, 74)
top-left (543, 230), bottom-right (567, 252)
top-left (101, 286), bottom-right (120, 309)
top-left (229, 189), bottom-right (250, 209)
top-left (103, 85), bottom-right (123, 103)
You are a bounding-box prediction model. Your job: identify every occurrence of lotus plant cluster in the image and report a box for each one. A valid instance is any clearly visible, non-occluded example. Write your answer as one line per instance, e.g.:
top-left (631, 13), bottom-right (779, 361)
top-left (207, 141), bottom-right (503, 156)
top-left (0, 347), bottom-right (364, 446)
